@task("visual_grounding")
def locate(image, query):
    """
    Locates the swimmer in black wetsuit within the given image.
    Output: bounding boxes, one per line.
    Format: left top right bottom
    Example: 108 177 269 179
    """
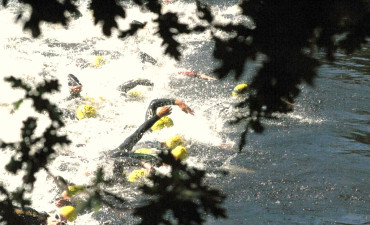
9 206 50 225
8 175 81 225
108 95 194 155
115 106 172 153
58 74 84 119
103 106 172 175
67 73 83 99
10 204 77 225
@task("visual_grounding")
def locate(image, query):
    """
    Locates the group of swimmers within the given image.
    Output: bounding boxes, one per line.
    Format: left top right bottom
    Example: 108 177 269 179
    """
12 63 250 225
65 72 251 182
12 71 249 225
65 73 195 174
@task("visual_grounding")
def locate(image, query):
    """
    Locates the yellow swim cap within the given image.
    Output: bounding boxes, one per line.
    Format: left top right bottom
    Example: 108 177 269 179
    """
135 148 155 154
128 169 148 182
58 206 77 222
171 146 188 161
232 83 248 97
151 116 173 131
165 135 184 149
67 185 86 197
76 104 97 120
91 55 107 68
127 90 143 99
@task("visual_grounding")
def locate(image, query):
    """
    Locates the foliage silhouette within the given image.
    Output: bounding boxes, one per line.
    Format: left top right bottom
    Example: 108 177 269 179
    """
89 0 126 36
0 78 129 223
1 77 68 186
0 77 69 223
0 0 369 224
134 151 227 225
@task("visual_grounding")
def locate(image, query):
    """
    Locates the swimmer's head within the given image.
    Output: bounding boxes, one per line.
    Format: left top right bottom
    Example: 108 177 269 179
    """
127 169 148 182
165 135 184 149
151 116 173 131
58 206 77 222
131 20 144 26
171 146 188 161
91 56 107 68
66 185 85 197
232 83 248 97
127 90 143 99
76 104 97 120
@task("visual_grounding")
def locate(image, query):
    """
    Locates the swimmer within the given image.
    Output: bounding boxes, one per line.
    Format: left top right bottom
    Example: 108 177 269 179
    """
112 135 188 182
11 204 77 225
106 106 172 157
126 144 188 183
101 106 171 175
204 83 250 116
67 73 83 99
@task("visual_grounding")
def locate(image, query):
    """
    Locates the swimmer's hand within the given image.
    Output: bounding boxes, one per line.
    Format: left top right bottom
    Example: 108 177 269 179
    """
141 162 155 174
70 85 82 94
197 73 218 81
175 100 194 115
47 217 62 225
157 106 172 117
55 198 72 208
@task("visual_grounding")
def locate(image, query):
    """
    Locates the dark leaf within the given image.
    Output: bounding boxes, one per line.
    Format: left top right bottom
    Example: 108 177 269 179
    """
13 99 23 110
89 0 126 36
155 12 191 60
144 0 161 14
1 0 8 6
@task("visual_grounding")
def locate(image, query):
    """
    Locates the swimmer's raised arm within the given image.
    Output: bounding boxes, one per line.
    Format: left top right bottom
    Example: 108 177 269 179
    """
145 99 193 120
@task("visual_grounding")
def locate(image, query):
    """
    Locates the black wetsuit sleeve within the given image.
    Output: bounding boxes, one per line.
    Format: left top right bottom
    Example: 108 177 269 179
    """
59 108 76 120
68 74 82 86
13 206 49 225
117 79 154 93
144 98 176 120
139 52 157 65
116 114 161 152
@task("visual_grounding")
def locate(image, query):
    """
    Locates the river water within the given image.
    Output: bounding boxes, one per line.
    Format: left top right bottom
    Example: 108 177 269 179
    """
0 1 369 225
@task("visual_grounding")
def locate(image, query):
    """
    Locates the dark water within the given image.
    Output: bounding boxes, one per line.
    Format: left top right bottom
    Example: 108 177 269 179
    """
201 47 370 224
163 37 370 224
